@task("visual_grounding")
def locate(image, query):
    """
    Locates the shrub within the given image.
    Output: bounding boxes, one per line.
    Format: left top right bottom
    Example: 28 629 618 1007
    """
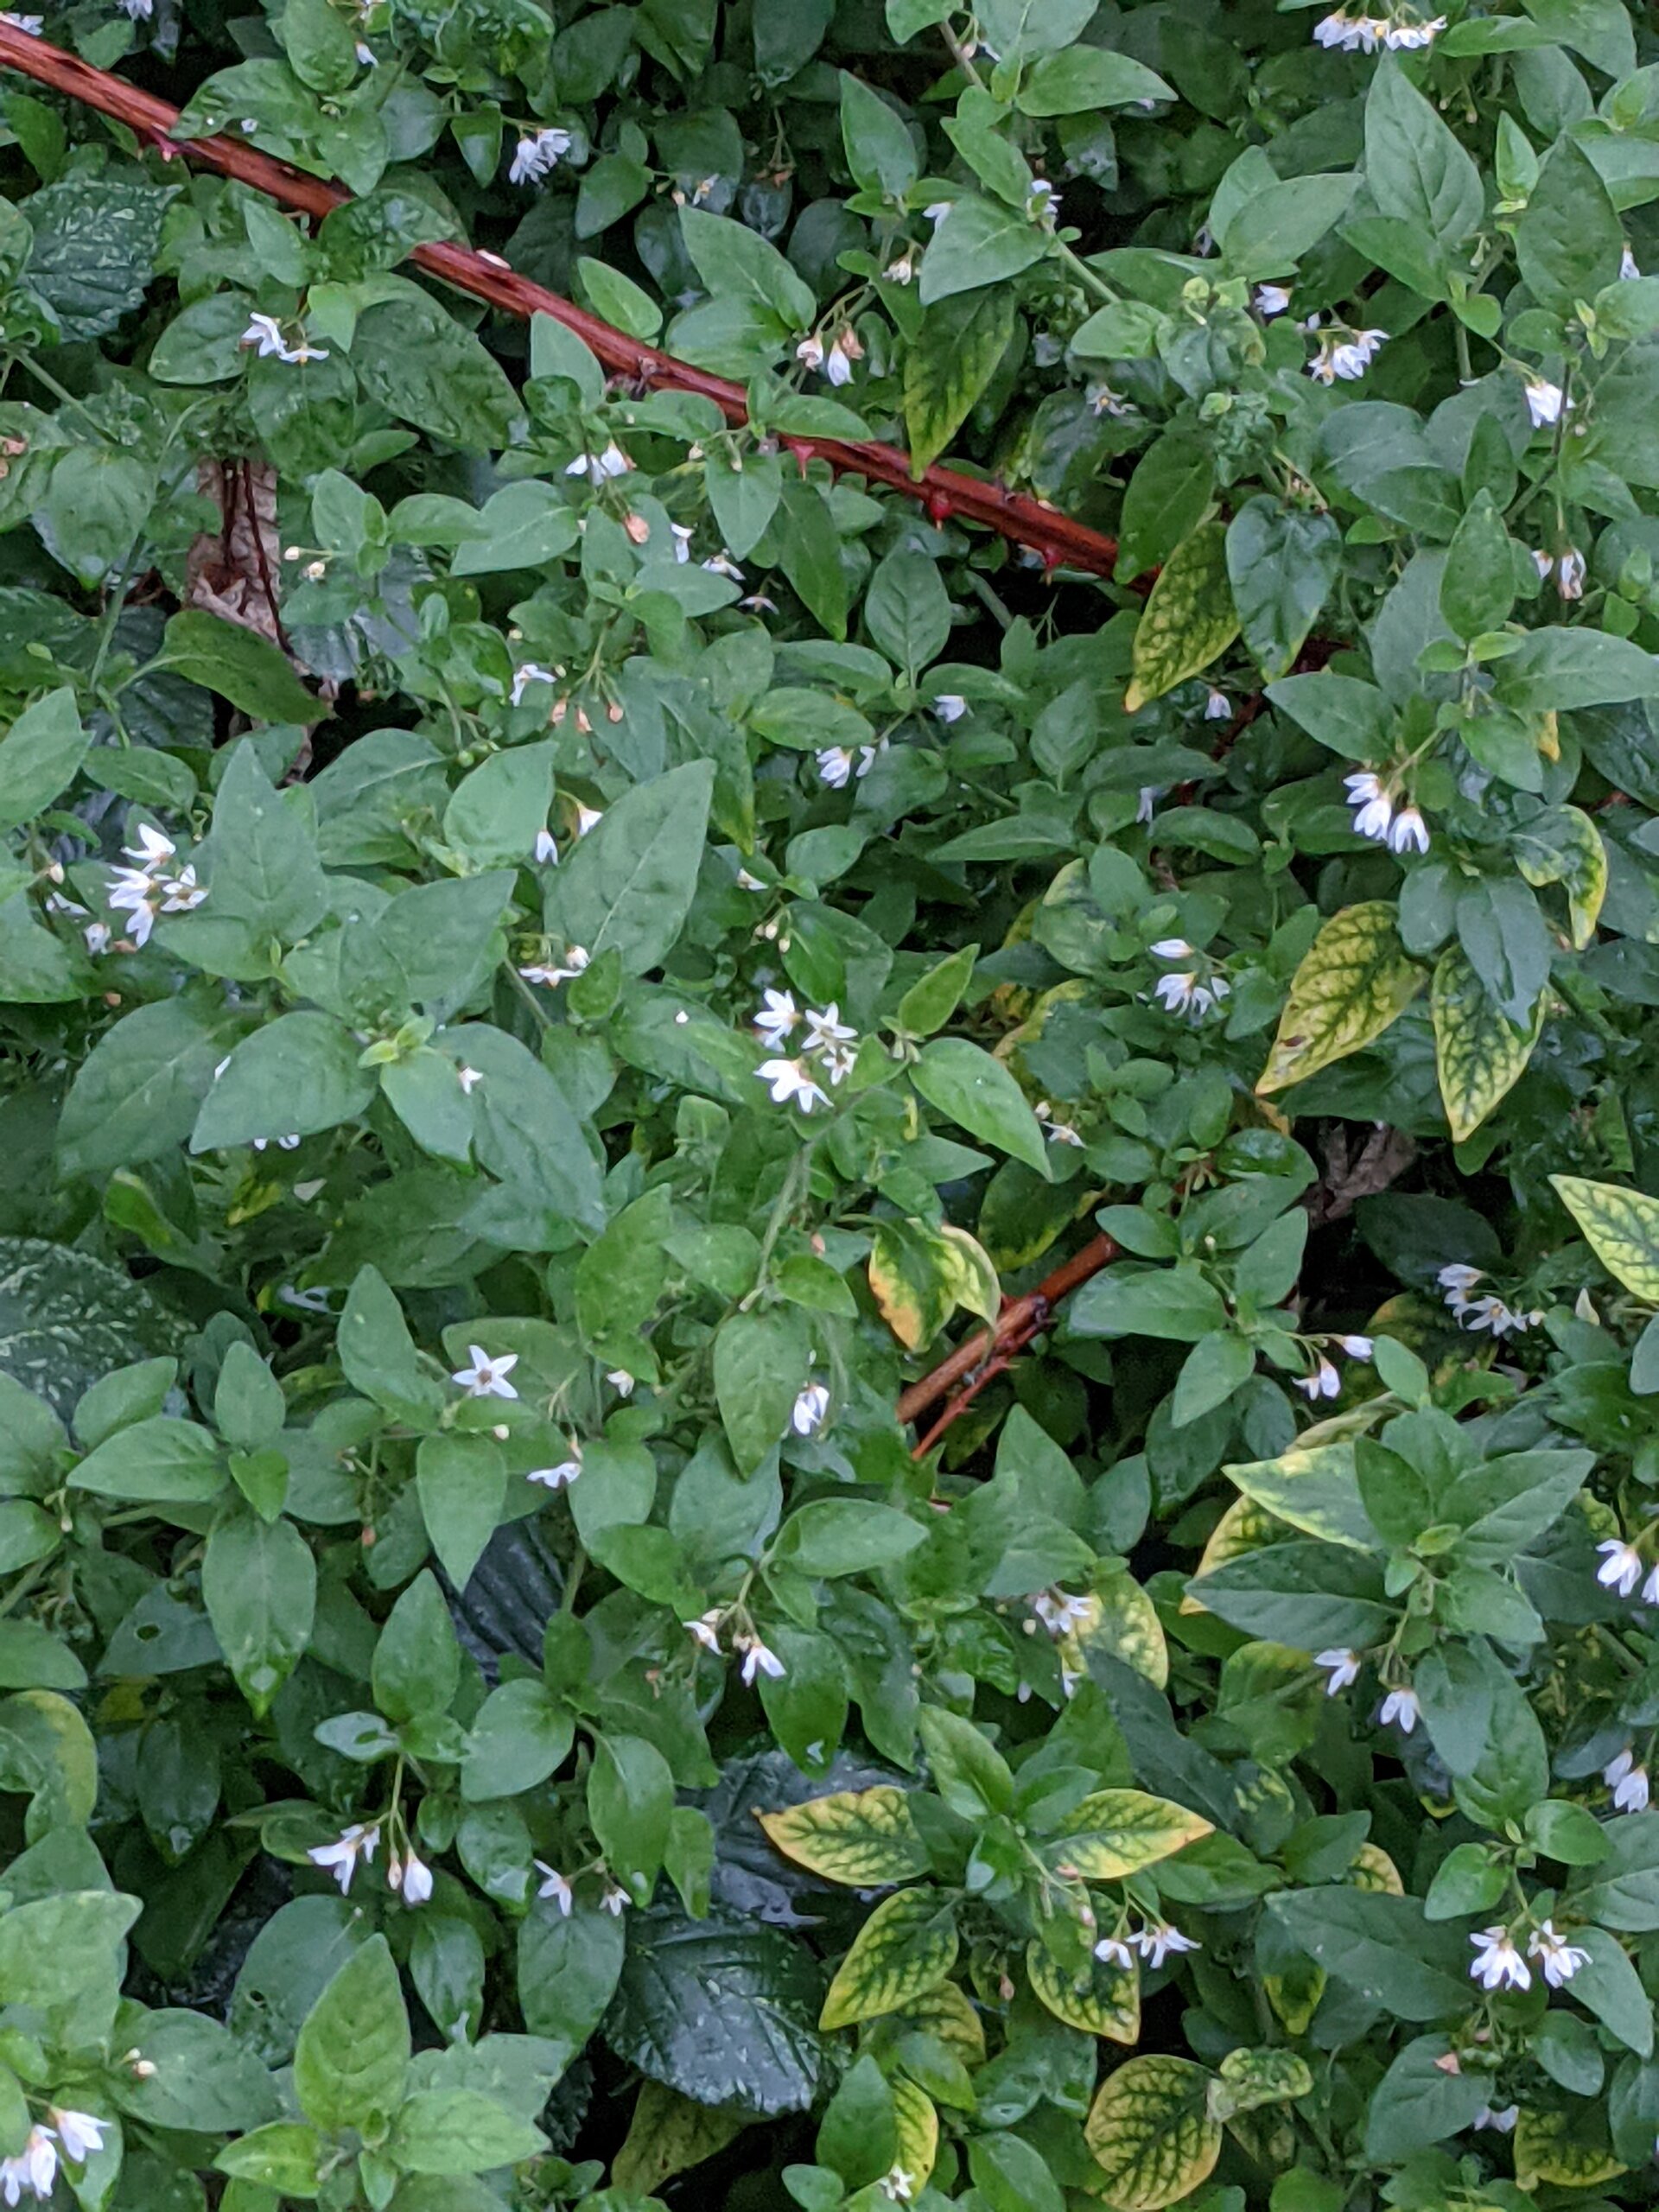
0 0 1656 2207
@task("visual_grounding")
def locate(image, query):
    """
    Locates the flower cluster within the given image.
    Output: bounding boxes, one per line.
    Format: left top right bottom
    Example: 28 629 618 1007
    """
1344 772 1429 855
241 311 328 364
1092 1920 1201 1970
754 991 859 1112
797 328 862 386
1469 1921 1588 1991
105 824 207 946
1148 939 1230 1023
1312 9 1444 47
0 2113 106 2205
1436 1263 1543 1338
509 125 573 184
1307 323 1389 384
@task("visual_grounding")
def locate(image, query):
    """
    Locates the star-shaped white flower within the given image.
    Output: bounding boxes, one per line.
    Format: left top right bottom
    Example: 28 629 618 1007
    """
452 1345 519 1399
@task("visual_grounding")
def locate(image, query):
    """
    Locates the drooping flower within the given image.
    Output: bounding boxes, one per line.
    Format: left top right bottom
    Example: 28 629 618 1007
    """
1034 1101 1084 1147
1382 14 1445 45
1468 1926 1531 1992
737 1634 786 1686
510 125 574 184
1308 326 1388 384
791 1383 830 1436
756 1058 830 1112
1389 805 1430 856
390 1847 434 1906
1134 1923 1199 1969
564 442 631 484
1527 1921 1590 1987
1596 1539 1643 1598
1437 1262 1484 1318
1337 1334 1374 1358
451 1346 519 1400
535 1862 574 1914
1313 10 1383 48
239 311 327 363
1379 1686 1420 1734
797 330 861 386
1523 375 1571 429
307 1821 381 1895
1556 547 1586 600
1296 1357 1341 1401
1204 687 1230 721
1606 1749 1650 1811
0 2127 57 2206
1153 970 1229 1022
527 1449 581 1490
0 15 44 33
457 1065 483 1096
511 661 556 706
685 1611 723 1653
1344 770 1395 842
1027 179 1061 224
1255 283 1292 317
1622 243 1641 281
1093 1934 1136 1971
1475 2105 1520 2133
1315 1648 1360 1695
1150 938 1195 961
932 694 968 723
703 550 744 581
1033 1589 1095 1637
48 2111 105 2167
601 1882 630 1915
518 948 590 987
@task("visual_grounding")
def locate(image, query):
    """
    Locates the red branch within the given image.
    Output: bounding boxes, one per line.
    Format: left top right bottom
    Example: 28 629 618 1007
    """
0 23 1123 579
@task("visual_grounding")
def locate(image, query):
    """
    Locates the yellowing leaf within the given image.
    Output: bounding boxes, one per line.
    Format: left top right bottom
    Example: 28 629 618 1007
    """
1349 1842 1404 1894
1223 1443 1374 1551
1183 1495 1281 1614
1027 1935 1141 2044
758 1786 930 1888
868 1219 957 1352
1513 2107 1626 2190
612 2081 746 2195
891 2075 939 2190
1515 804 1607 949
1432 944 1544 1143
819 1888 958 2031
1124 524 1240 714
935 1223 1001 1325
1256 903 1425 1096
1263 1958 1325 2036
1046 1789 1213 1880
1062 1573 1169 1689
1551 1174 1659 1300
1208 2046 1313 2121
1085 2055 1224 2211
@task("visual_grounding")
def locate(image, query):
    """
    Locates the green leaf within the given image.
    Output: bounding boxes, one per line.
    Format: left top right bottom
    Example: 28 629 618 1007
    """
1224 1444 1376 1551
389 2089 546 2174
1189 1540 1395 1649
1551 1175 1659 1298
1124 524 1240 712
461 1677 574 1802
1046 1789 1213 1878
0 1889 139 2006
1363 2036 1490 2161
338 1266 446 1424
819 1887 958 2030
681 205 816 328
1266 1887 1471 2018
714 1306 805 1473
912 1038 1048 1172
21 176 177 339
192 1012 376 1150
779 1499 926 1578
201 1505 316 1716
588 1732 674 1904
216 2123 323 2197
1363 58 1482 246
840 72 918 199
0 686 86 836
161 611 319 725
1084 2056 1222 2212
1257 902 1425 1094
372 1570 460 1723
293 1935 410 2135
1516 138 1624 316
545 760 714 976
416 1433 505 1592
1565 1927 1651 2057
0 1236 181 1418
351 294 519 450
1018 47 1173 113
902 288 1016 474
70 1416 224 1503
918 194 1048 305
1225 500 1339 680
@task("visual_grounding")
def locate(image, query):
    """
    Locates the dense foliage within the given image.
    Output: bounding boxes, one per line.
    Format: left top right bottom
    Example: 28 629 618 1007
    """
9 0 1659 2205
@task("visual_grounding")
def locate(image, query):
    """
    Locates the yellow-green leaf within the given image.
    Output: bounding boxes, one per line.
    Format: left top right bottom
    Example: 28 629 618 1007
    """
1515 804 1607 949
1223 1444 1375 1552
1061 1573 1169 1689
1046 1789 1213 1880
891 2075 939 2191
935 1223 1001 1325
868 1219 957 1352
1182 1495 1281 1614
1256 902 1425 1096
1208 2046 1313 2121
1513 2107 1625 2190
758 1786 929 1888
1085 2056 1224 2211
1027 1935 1141 2044
1551 1174 1659 1300
893 1979 987 2066
1431 944 1544 1143
612 2081 746 2195
1263 1957 1325 2037
1349 1842 1404 1894
819 1888 958 2031
1123 523 1239 714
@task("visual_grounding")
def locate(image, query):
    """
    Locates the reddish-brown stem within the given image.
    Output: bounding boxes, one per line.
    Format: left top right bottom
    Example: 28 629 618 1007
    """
0 24 1125 579
898 1230 1117 1448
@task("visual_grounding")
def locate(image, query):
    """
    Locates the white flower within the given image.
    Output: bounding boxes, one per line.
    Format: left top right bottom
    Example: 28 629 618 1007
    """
1033 1589 1095 1637
741 593 779 615
1524 375 1571 429
122 0 155 20
1622 243 1641 280
703 550 744 581
879 2171 916 2203
1597 1539 1643 1597
1344 769 1395 841
1437 1262 1484 1310
606 1368 635 1397
791 1383 830 1436
573 803 604 837
510 125 574 184
883 253 915 284
685 1611 722 1653
798 331 861 385
1527 1921 1590 1987
1255 283 1291 317
1315 1647 1360 1695
1034 1101 1084 1146
757 1057 829 1111
1469 1926 1530 1992
1134 1923 1199 1969
1388 806 1430 856
355 38 374 60
1643 1564 1659 1606
1337 1334 1374 1358
528 1452 581 1490
738 1635 786 1686
1204 687 1230 721
307 1821 381 1895
1310 327 1388 383
932 694 968 723
451 1345 519 1400
1557 547 1586 600
390 1847 434 1906
519 948 590 987
1296 1357 1341 1401
535 1862 573 1914
1379 1687 1420 1734
1313 10 1368 45
1137 785 1160 823
1606 1751 1650 1811
753 988 799 1050
85 922 111 956
1476 2105 1519 2133
240 311 287 358
1027 179 1061 224
511 661 556 706
1085 380 1133 416
1093 1935 1135 1970
125 823 175 867
601 1882 630 1914
565 442 631 484
803 1003 855 1057
1149 938 1195 960
667 522 694 564
1382 13 1444 44
48 2112 105 2167
0 2127 57 2206
0 15 44 31
925 200 954 228
1153 970 1229 1022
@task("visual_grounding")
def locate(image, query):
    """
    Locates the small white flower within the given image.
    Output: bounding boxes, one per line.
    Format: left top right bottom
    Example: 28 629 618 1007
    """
757 1057 829 1111
0 14 44 31
528 1453 581 1491
703 551 744 581
1297 1357 1341 1401
817 746 855 788
1606 1751 1650 1811
1597 1539 1643 1598
511 661 556 706
883 253 915 284
0 2126 57 2205
1527 1921 1590 1987
1310 327 1388 384
1469 1926 1530 1992
48 2112 105 2167
878 2171 916 2204
1134 1923 1199 1969
606 1368 635 1397
572 802 604 838
1337 1334 1374 1358
1204 687 1230 721
1524 375 1571 429
1034 1101 1084 1146
1379 1687 1420 1734
1557 547 1586 600
1382 14 1444 45
240 312 287 358
753 988 799 1050
1315 1647 1360 1695
1149 938 1195 960
932 694 968 723
1255 283 1291 317
740 594 779 614
1027 179 1061 224
1438 1262 1484 1306
1643 1564 1659 1606
1622 244 1641 281
1344 769 1395 842
925 200 954 228
307 1821 381 1895
535 1862 573 1914
685 1611 723 1654
737 1634 786 1686
1388 805 1430 856
510 125 574 185
798 330 861 385
565 442 631 484
1476 2105 1520 2133
1093 1935 1135 1971
669 522 694 563
1153 970 1228 1022
1085 379 1133 416
1136 786 1160 824
1033 1589 1095 1637
355 38 374 60
85 922 111 956
803 1002 855 1056
125 823 175 867
518 947 590 987
601 1881 630 1914
791 1382 830 1436
451 1345 519 1400
391 1847 434 1906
